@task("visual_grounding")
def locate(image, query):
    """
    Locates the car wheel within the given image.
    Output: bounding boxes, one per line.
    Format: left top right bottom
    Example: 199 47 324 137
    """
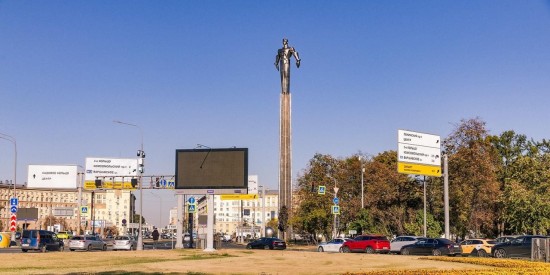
70 249 75 251
401 248 410 255
317 246 324 252
264 245 270 250
432 249 442 256
87 244 92 251
58 245 64 252
103 245 107 251
494 248 507 258
339 247 344 253
113 249 117 251
130 245 134 250
342 246 351 253
22 249 28 253
246 244 252 249
478 250 488 257
365 247 374 254
40 246 46 253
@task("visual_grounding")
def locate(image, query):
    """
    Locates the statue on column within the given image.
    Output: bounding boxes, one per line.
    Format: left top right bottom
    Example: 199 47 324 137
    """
275 38 301 94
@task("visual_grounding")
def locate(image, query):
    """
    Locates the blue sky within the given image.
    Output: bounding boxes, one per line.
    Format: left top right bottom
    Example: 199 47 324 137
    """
2 1 550 227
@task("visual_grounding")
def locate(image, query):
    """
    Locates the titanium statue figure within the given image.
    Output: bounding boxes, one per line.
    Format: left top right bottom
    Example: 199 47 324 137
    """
275 38 301 94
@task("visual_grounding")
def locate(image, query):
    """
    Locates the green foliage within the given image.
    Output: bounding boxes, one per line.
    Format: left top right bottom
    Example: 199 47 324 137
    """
294 118 550 240
403 210 442 238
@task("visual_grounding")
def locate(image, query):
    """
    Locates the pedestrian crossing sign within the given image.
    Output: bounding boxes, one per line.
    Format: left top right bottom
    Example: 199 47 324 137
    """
332 205 340 215
318 185 326 195
188 204 196 213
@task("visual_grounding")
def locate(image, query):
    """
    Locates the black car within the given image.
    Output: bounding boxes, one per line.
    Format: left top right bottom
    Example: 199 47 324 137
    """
246 237 286 250
400 238 461 256
492 235 547 258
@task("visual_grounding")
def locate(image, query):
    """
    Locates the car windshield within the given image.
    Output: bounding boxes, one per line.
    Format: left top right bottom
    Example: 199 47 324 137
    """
71 236 84 240
372 236 388 240
115 236 129 240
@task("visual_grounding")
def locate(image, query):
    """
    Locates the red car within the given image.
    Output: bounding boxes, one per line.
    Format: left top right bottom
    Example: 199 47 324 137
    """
341 235 391 254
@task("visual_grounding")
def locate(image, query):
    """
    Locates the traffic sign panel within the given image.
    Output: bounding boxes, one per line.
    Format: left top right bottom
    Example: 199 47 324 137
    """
10 205 17 213
160 179 167 187
332 205 340 215
188 197 196 204
188 204 196 213
398 143 441 166
333 197 339 205
398 130 440 148
10 197 18 206
318 186 326 195
398 162 441 177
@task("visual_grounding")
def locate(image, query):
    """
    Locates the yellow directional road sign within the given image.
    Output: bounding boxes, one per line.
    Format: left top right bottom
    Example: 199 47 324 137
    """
398 162 441 177
220 194 258 200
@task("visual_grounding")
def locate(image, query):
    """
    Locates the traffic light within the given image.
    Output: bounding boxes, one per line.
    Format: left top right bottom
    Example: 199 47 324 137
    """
131 178 138 188
155 177 160 188
94 180 102 188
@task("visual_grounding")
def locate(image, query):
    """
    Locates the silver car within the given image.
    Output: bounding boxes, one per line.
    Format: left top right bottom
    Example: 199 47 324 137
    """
113 236 138 251
69 235 107 251
390 236 425 254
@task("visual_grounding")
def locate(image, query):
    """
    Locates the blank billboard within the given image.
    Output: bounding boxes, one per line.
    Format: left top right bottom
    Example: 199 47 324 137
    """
175 148 248 195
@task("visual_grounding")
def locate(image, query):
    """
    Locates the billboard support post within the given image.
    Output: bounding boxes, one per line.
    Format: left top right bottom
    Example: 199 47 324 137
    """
204 194 215 251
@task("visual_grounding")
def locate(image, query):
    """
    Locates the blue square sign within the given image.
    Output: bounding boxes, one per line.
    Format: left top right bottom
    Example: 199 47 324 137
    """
10 198 18 206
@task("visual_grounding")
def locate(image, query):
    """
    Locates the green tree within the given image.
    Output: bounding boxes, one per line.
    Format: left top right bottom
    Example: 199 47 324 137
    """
445 118 501 238
403 210 442 238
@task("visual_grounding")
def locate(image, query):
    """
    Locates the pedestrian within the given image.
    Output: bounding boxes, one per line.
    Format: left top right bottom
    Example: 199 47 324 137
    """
152 228 160 248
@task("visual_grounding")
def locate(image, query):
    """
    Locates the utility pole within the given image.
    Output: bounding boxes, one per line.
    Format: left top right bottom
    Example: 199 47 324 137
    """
444 154 449 239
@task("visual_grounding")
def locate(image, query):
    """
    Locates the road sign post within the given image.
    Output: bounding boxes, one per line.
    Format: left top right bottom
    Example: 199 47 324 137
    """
397 129 442 237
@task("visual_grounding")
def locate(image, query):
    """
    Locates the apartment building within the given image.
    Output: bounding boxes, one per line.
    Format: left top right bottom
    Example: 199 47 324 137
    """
0 185 135 234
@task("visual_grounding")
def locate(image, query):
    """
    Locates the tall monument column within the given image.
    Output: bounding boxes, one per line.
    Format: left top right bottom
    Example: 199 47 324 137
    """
274 38 300 239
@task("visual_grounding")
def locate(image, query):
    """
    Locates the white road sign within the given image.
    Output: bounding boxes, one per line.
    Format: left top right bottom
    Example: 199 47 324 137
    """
27 165 81 189
398 130 440 148
85 157 138 182
398 129 442 177
398 143 441 166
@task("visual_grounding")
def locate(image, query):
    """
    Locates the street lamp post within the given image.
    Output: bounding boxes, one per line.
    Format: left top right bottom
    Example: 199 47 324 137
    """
358 156 364 209
113 120 144 251
0 133 17 242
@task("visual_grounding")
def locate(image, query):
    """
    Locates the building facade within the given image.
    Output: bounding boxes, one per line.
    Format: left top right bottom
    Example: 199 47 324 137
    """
195 190 279 238
0 186 134 234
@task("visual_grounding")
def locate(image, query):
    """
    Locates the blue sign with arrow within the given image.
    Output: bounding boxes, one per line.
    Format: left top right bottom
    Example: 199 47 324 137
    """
188 197 196 204
333 197 339 205
10 205 17 213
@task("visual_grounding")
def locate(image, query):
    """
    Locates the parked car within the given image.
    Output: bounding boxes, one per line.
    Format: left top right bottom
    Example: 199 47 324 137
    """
69 235 107 251
56 231 73 240
495 235 519 244
246 237 287 250
492 235 547 258
113 235 138 251
340 235 391 254
21 230 64 253
460 239 496 257
400 238 462 256
390 236 425 254
317 238 352 252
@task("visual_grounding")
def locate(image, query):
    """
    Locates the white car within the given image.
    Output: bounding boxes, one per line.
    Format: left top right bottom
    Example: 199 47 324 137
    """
390 236 424 254
317 238 352 252
113 236 138 251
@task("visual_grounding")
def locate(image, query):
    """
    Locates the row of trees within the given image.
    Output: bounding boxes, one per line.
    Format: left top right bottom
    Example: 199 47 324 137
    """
291 118 550 241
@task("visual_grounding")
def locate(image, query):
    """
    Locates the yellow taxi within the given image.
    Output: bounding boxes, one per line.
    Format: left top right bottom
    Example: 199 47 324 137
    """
460 239 496 257
56 231 73 240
